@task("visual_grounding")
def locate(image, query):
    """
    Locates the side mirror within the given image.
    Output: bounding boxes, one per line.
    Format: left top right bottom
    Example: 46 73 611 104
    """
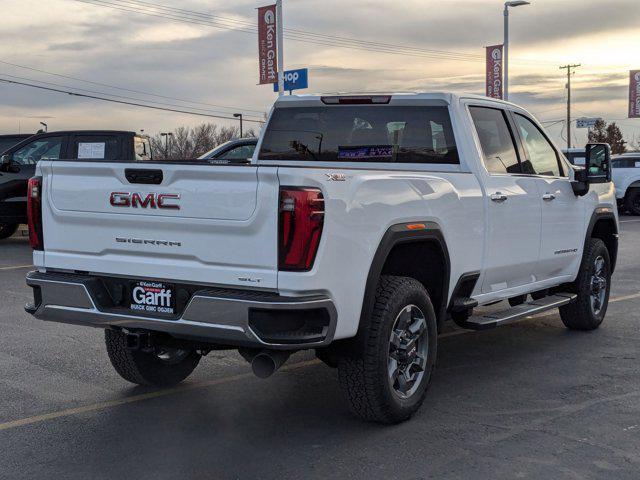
585 143 611 183
571 165 589 196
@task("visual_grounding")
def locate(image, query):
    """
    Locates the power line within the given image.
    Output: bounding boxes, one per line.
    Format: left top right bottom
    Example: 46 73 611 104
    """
0 59 265 116
0 77 265 123
72 0 556 66
114 0 486 61
0 72 265 120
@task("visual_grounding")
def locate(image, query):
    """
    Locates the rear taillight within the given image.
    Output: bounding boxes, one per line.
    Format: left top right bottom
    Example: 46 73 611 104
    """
27 176 43 250
278 187 324 272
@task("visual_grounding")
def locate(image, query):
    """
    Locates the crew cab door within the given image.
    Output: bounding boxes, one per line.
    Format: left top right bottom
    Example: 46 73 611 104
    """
469 105 542 293
511 113 584 280
0 135 66 222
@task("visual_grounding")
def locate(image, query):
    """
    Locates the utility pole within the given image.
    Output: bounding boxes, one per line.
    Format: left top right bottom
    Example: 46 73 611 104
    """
560 64 581 150
160 132 173 158
276 0 284 97
234 113 243 138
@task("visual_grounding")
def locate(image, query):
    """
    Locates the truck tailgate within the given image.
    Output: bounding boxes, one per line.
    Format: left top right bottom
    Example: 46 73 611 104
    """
39 161 279 289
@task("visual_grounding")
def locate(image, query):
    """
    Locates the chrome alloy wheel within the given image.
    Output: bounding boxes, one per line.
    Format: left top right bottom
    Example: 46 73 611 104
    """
388 305 429 399
590 255 608 316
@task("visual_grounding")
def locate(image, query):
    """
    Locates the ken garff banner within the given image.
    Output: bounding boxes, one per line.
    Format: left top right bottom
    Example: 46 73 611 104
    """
486 45 503 99
258 4 278 85
630 70 640 119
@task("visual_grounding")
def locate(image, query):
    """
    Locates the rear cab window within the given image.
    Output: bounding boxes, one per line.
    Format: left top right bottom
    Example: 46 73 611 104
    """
71 135 121 161
259 104 459 165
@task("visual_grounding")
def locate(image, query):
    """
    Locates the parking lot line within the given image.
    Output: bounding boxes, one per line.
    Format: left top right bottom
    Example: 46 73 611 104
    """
0 359 321 433
1 291 639 434
0 265 32 271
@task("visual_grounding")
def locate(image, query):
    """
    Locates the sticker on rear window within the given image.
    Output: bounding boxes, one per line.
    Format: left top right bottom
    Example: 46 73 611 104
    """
78 142 106 159
338 145 393 160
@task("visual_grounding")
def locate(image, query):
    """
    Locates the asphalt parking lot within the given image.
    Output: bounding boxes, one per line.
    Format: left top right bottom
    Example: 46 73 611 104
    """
1 219 640 480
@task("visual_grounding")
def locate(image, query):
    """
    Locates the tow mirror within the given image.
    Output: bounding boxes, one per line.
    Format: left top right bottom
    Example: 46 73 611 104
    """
585 143 611 183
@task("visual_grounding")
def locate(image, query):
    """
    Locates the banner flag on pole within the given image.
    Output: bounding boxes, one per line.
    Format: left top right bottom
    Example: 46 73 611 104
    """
486 45 504 99
630 70 640 118
257 4 278 85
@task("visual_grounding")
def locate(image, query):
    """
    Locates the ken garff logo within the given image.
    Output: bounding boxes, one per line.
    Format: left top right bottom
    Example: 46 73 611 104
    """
110 192 180 210
491 48 502 60
635 72 640 82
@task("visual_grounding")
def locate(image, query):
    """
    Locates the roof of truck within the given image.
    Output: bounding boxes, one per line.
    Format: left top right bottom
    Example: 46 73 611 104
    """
274 92 520 108
29 130 138 135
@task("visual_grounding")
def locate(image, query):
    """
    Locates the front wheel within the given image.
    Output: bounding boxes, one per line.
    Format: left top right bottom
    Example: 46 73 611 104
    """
0 223 19 240
105 330 201 387
560 238 611 331
338 276 437 424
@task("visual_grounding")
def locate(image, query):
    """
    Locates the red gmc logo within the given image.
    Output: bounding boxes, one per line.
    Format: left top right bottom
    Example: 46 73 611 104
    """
110 192 180 210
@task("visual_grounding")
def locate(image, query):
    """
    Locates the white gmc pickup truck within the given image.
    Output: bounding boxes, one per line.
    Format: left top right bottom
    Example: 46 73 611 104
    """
25 93 618 424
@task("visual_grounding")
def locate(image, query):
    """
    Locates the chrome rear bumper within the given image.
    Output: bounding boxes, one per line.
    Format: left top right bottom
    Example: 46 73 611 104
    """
26 271 337 349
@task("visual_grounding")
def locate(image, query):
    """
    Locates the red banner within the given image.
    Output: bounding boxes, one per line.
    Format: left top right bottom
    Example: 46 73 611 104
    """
486 45 503 99
258 4 278 85
630 70 640 118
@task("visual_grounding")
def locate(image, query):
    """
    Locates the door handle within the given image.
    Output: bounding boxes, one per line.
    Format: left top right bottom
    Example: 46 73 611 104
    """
490 192 508 203
542 193 556 201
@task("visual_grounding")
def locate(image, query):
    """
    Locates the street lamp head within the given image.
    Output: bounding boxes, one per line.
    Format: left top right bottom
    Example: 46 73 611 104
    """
505 1 530 7
233 113 242 118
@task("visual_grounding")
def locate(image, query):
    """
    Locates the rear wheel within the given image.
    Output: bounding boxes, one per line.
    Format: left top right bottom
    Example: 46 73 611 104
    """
560 238 611 331
338 276 437 424
105 330 201 387
0 223 19 240
625 189 640 216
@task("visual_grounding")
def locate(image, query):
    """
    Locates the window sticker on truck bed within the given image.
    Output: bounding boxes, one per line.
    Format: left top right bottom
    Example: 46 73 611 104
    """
130 281 175 314
338 145 393 160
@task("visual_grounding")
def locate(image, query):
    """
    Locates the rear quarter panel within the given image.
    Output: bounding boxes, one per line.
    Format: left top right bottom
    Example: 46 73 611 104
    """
276 167 484 340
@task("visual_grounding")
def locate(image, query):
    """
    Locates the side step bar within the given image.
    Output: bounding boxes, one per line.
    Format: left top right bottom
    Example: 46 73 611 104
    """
462 293 577 330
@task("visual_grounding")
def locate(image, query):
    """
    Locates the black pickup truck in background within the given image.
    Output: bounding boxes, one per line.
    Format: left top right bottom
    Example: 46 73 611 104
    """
0 130 152 239
0 134 34 155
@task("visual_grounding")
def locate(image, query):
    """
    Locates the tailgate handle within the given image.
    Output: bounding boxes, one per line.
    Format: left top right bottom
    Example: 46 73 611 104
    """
125 169 163 185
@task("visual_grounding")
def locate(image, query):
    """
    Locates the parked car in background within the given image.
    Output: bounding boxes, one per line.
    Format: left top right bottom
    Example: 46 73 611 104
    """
198 138 257 162
0 134 33 155
562 147 586 166
0 130 152 239
612 153 640 215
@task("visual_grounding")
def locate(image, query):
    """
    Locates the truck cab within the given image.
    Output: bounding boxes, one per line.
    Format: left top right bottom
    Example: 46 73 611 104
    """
0 130 151 239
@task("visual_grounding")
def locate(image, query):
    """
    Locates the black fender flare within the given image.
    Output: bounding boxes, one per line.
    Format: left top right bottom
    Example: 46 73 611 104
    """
357 222 451 339
585 209 618 273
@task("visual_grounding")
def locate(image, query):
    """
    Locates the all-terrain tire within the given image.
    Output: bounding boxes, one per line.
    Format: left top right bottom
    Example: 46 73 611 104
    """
559 238 611 331
105 330 201 387
625 189 640 216
0 223 19 240
337 276 438 424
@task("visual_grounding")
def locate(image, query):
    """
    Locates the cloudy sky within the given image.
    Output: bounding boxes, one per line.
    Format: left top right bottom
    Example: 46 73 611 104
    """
1 0 639 147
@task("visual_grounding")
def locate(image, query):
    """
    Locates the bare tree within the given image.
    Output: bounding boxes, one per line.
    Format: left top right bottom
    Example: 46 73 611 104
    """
151 123 259 160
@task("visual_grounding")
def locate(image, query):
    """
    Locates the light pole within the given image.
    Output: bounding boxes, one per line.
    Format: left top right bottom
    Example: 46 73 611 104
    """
160 132 173 158
234 113 243 138
503 0 530 101
39 122 48 132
